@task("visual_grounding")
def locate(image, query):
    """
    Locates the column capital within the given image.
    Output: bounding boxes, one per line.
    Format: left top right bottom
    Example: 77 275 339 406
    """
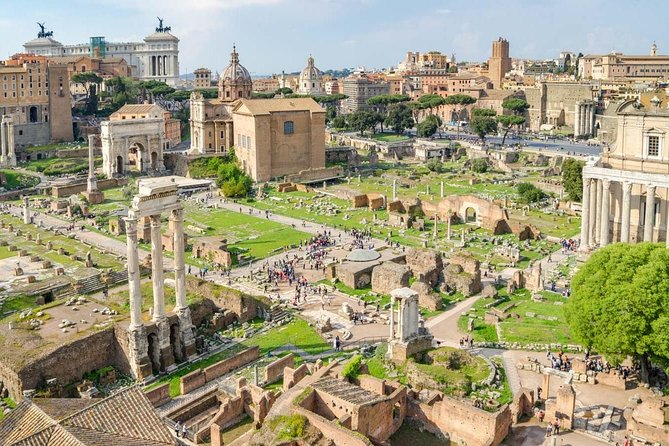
647 184 657 195
602 179 611 189
88 134 96 144
170 207 184 221
150 214 161 226
622 181 633 193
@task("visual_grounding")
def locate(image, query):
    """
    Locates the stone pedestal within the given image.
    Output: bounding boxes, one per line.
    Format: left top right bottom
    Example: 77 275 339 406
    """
155 316 175 371
83 190 105 205
127 325 153 380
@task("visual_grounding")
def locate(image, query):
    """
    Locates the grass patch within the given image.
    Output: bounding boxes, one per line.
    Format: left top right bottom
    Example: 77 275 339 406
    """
241 317 330 356
0 170 40 190
0 397 16 422
268 414 306 441
368 132 411 142
23 157 102 176
365 343 389 379
219 415 254 444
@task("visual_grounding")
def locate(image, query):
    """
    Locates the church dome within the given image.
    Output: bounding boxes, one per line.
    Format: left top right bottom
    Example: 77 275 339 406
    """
221 46 251 83
300 55 322 82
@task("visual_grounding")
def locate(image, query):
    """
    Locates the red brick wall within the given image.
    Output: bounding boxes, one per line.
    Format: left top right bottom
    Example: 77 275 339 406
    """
204 346 259 383
263 353 294 384
145 382 171 407
180 370 206 395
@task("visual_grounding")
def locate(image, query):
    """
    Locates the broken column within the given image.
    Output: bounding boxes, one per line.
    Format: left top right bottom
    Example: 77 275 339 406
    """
388 287 432 361
392 178 398 201
22 197 30 224
440 181 444 198
171 207 196 359
84 135 104 204
556 383 576 429
447 214 452 240
124 215 152 379
0 115 16 167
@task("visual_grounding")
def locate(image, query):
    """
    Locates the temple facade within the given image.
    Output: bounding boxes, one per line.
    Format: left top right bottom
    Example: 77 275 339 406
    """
581 97 669 249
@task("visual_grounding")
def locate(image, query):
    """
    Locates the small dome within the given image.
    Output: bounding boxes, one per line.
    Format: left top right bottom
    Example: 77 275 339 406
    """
346 249 381 262
300 55 322 82
221 46 251 83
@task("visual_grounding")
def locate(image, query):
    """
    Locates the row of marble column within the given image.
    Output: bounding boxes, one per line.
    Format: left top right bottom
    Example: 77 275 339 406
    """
125 207 188 329
580 177 669 249
389 294 419 342
574 102 595 137
0 115 16 167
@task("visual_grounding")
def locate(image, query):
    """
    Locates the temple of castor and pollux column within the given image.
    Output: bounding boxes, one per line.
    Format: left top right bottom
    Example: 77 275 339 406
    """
125 179 196 378
580 96 669 249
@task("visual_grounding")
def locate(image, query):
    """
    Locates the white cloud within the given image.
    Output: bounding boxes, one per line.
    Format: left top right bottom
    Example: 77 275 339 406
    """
436 8 451 14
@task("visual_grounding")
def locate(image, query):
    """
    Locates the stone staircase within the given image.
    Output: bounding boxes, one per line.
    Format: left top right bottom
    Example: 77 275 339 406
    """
74 270 129 296
270 305 291 324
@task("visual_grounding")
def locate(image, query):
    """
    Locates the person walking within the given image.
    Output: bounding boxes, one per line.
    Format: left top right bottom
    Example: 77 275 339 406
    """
174 421 181 438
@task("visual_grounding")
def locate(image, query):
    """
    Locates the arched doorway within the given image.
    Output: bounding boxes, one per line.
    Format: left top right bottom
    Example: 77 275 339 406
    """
151 151 158 170
128 142 145 171
147 333 161 374
29 106 38 123
116 155 124 175
465 207 477 223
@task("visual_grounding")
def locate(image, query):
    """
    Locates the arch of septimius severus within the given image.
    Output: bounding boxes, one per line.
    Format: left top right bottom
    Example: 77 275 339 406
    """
125 179 195 379
580 98 669 249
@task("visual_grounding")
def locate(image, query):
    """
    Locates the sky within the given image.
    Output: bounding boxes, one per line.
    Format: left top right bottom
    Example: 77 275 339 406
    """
0 0 667 76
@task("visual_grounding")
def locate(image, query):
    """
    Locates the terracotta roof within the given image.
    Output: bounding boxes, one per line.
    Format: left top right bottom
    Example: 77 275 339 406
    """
233 97 325 116
113 104 164 115
0 386 176 446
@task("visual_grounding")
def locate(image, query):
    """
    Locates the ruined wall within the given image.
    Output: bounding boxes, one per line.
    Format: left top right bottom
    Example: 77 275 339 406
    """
423 195 508 229
185 277 270 323
410 396 512 446
294 403 374 446
284 364 309 391
371 262 411 295
263 353 294 384
284 166 344 183
51 178 125 198
16 328 121 400
180 346 260 395
145 382 171 407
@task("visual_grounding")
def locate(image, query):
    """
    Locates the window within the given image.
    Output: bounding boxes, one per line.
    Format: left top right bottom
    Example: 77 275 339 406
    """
284 121 294 135
220 130 224 139
648 135 660 157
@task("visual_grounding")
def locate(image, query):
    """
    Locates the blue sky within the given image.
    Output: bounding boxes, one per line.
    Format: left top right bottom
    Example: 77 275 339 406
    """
0 0 666 76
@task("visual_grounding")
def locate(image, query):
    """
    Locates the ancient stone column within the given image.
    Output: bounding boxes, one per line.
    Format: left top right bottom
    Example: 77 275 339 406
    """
447 215 452 240
388 295 395 341
171 207 196 359
600 180 611 247
87 135 98 193
644 184 656 242
594 179 603 245
0 119 6 165
392 179 397 201
150 215 165 320
440 181 444 198
573 103 581 137
22 197 30 224
433 215 438 238
125 216 143 328
589 178 598 247
579 176 591 249
621 182 632 243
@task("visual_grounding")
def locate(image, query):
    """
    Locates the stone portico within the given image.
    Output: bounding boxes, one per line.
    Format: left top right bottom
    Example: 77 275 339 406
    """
580 99 669 249
125 179 195 379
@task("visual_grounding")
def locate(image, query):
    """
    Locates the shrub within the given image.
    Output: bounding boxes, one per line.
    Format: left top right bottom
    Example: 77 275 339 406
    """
517 182 545 203
342 354 363 379
426 159 445 173
470 158 489 173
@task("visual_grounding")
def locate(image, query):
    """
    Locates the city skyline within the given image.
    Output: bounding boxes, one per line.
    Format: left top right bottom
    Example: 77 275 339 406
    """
0 0 667 75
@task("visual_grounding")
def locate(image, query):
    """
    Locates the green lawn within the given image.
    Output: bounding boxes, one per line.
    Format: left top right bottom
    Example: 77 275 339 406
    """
219 415 254 444
182 202 310 263
241 317 330 356
0 170 40 190
23 157 102 176
458 288 573 345
421 291 465 319
368 132 411 142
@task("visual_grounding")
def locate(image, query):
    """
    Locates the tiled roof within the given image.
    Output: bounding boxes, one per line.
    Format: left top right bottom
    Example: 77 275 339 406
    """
233 98 325 116
113 104 163 115
0 387 176 446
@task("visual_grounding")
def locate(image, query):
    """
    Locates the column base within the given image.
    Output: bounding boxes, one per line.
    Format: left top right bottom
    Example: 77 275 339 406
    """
159 346 176 371
127 325 153 380
176 306 197 359
84 189 105 205
155 316 176 371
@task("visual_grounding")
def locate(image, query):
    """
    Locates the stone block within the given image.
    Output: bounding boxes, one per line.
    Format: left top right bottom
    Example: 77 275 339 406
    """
371 262 411 295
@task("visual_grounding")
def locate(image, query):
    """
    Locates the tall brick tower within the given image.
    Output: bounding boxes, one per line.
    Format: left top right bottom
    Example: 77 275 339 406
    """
488 37 511 88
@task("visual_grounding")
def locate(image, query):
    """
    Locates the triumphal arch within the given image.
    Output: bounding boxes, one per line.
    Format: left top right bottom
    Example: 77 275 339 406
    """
101 118 165 178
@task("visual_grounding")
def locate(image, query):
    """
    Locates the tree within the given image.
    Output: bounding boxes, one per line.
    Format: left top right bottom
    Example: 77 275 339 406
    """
331 115 347 130
470 108 497 140
347 110 378 136
252 92 276 99
72 72 103 114
384 103 414 135
516 182 545 203
565 243 669 382
417 114 440 138
562 158 584 202
426 159 445 173
275 87 293 96
367 94 410 132
470 158 489 173
498 98 529 146
448 65 458 73
418 94 446 120
444 94 477 126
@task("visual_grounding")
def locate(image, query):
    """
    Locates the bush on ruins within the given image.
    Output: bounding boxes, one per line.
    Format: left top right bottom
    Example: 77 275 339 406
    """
565 243 669 383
